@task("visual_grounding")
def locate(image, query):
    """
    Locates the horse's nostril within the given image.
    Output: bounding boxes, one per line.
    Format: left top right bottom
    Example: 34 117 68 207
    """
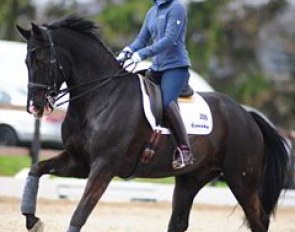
29 105 37 113
27 98 46 118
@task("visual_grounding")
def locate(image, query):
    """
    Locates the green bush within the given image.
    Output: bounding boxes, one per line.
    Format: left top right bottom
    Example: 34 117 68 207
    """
0 155 30 176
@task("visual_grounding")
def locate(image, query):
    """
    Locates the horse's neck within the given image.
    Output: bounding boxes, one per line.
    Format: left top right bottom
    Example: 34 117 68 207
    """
66 53 131 115
56 31 121 87
69 50 120 84
66 73 139 125
64 37 122 99
59 32 132 117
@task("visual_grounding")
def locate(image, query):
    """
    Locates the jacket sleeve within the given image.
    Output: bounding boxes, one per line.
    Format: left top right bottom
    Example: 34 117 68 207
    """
137 4 186 60
129 11 151 52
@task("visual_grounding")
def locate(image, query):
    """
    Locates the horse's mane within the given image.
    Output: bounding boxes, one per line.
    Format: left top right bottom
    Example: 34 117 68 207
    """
45 15 116 58
46 15 101 41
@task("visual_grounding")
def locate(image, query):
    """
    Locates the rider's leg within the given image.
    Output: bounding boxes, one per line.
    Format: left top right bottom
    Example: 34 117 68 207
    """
161 67 194 169
166 101 194 169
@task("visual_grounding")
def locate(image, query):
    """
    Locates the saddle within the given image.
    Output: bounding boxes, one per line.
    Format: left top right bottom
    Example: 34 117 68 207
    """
136 69 194 163
137 69 194 125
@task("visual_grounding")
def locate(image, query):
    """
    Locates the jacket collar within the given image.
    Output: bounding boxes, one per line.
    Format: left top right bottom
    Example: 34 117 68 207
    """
154 0 173 7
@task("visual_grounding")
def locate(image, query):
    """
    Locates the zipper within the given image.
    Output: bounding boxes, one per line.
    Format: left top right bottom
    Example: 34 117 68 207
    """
154 7 160 69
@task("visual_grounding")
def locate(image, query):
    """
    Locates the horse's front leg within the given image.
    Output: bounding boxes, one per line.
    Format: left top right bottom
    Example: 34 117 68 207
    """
67 159 115 232
21 150 89 232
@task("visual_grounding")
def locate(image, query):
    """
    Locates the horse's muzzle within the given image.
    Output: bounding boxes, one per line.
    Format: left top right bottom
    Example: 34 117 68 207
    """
27 99 53 118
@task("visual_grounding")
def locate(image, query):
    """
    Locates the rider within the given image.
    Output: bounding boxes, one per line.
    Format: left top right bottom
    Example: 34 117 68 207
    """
117 0 193 169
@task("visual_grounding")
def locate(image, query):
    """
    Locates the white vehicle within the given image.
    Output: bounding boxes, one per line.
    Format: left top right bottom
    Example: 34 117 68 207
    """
0 84 64 147
0 40 28 89
0 104 64 147
0 40 65 148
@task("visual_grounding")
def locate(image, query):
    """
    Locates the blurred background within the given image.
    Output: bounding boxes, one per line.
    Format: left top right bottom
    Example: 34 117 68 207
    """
0 0 294 186
1 0 294 128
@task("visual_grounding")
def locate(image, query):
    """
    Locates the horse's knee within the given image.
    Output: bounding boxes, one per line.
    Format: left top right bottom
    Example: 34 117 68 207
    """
28 161 46 177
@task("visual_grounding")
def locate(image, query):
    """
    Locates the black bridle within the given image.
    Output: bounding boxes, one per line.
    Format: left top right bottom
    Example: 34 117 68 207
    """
27 28 136 108
27 29 66 107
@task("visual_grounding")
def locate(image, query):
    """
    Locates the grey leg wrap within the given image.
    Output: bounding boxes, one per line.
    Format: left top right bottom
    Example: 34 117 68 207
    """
21 175 40 215
67 226 80 232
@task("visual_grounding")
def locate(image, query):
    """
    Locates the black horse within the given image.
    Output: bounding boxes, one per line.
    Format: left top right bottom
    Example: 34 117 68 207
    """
16 16 288 232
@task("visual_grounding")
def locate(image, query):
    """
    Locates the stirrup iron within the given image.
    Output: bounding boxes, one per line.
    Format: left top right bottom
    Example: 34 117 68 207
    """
172 147 186 169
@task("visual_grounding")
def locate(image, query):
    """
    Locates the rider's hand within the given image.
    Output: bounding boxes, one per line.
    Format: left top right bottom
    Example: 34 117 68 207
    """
116 47 132 63
130 52 142 64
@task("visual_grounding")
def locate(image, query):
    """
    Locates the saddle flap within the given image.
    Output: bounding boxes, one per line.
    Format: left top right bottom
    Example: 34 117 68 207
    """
142 77 163 125
138 75 213 135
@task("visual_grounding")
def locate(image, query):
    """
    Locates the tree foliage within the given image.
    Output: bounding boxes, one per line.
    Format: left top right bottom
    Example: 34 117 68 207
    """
186 0 230 75
95 0 152 50
0 0 35 40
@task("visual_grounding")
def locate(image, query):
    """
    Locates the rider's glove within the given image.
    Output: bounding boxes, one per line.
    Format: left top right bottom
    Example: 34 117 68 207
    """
116 47 132 63
130 52 142 64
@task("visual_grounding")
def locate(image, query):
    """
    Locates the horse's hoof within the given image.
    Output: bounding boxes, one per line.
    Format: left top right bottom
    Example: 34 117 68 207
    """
28 220 44 232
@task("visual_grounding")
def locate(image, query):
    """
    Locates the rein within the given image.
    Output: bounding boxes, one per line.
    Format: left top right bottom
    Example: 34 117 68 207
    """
28 28 136 108
54 67 134 107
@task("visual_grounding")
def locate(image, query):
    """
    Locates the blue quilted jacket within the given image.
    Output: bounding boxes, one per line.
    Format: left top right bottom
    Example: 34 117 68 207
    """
129 0 190 71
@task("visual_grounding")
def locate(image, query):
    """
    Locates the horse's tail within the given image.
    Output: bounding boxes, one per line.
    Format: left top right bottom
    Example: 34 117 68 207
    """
250 111 289 216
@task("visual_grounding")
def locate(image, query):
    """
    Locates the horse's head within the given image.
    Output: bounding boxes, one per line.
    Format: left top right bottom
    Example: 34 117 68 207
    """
16 16 123 117
16 23 66 118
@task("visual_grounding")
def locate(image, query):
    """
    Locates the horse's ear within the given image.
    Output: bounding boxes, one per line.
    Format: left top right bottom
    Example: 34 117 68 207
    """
16 25 31 41
31 23 43 38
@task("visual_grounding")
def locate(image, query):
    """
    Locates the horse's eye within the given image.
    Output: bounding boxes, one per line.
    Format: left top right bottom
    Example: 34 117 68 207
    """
35 58 47 67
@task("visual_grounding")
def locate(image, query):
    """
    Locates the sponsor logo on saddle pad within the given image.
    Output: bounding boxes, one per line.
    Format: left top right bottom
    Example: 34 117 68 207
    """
138 76 213 135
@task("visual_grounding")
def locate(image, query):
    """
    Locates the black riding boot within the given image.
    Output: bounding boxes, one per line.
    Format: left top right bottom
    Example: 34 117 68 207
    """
166 101 194 169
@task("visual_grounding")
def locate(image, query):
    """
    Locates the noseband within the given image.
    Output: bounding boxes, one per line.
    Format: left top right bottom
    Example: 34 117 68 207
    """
28 29 66 107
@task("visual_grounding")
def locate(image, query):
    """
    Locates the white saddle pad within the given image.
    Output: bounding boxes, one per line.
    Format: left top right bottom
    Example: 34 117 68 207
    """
138 75 213 135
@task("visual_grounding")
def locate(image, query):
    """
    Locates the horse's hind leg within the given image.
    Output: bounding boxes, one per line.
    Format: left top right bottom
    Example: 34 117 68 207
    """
168 167 219 232
21 150 89 232
225 173 269 232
